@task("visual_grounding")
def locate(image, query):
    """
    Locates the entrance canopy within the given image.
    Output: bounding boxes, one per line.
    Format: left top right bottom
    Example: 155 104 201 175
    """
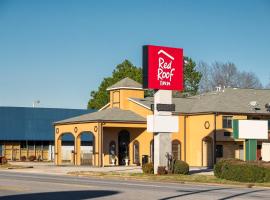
54 107 146 167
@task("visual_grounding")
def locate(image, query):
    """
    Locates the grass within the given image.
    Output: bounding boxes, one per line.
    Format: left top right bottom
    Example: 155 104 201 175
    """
68 171 270 188
0 163 13 168
0 163 33 169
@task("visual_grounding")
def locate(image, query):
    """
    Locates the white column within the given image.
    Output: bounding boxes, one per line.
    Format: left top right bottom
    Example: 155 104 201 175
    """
153 90 172 174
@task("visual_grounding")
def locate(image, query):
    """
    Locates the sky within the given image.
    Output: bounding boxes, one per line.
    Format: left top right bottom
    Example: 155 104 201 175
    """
0 0 269 109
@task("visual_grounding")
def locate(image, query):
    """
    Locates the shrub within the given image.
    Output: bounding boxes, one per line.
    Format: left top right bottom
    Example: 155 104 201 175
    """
28 155 36 161
214 159 242 178
173 160 189 175
214 159 270 183
142 163 154 174
20 156 27 161
157 166 167 175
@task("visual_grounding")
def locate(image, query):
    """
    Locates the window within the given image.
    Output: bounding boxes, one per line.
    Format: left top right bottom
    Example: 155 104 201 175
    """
172 140 181 160
109 141 116 164
133 141 140 165
223 116 232 128
216 145 223 158
224 132 231 137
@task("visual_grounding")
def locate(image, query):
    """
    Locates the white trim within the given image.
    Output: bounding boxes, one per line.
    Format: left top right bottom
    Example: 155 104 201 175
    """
98 103 110 111
128 98 151 110
158 50 174 60
107 87 144 91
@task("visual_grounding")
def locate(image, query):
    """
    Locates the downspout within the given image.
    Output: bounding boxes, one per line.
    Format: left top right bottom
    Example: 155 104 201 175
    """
213 113 217 165
184 115 187 162
98 122 104 167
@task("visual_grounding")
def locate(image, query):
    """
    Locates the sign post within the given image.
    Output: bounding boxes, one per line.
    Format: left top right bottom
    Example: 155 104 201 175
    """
143 45 184 174
233 119 268 161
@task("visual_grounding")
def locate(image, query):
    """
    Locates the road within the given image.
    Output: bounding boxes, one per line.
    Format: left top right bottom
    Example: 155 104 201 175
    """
0 171 270 200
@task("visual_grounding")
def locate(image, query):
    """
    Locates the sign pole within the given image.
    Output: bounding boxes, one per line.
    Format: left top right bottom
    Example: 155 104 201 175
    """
153 90 173 174
143 45 183 174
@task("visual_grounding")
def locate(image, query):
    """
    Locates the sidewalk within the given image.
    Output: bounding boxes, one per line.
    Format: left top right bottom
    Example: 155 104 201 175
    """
5 161 143 175
4 161 213 175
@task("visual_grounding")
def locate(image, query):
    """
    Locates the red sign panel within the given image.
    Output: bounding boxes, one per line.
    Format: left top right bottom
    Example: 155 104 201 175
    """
143 45 184 91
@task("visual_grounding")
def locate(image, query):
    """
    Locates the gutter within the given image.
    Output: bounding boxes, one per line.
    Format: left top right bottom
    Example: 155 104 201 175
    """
53 120 147 126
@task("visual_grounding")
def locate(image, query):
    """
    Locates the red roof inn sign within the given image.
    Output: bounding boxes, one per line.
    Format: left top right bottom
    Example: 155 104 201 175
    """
143 45 184 90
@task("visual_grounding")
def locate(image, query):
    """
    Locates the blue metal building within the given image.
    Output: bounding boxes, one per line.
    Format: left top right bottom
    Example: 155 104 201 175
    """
0 107 94 160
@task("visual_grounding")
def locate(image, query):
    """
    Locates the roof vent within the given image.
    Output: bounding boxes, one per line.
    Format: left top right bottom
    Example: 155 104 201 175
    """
249 101 260 112
216 86 221 92
265 103 270 112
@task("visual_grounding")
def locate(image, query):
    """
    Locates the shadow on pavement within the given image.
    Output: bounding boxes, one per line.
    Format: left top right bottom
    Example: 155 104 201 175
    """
0 190 120 200
159 187 231 200
189 168 213 175
218 189 266 200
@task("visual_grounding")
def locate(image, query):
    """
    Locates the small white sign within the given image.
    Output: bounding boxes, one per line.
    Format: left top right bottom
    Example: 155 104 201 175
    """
238 120 268 139
147 115 179 132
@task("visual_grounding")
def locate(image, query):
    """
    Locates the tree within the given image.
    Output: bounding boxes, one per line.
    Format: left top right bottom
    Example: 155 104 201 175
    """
88 58 202 109
197 61 212 93
197 61 263 93
237 71 262 89
210 62 239 89
183 57 202 96
174 57 202 97
87 60 142 109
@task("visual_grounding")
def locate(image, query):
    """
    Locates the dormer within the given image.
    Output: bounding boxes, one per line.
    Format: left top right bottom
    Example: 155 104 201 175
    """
107 77 144 110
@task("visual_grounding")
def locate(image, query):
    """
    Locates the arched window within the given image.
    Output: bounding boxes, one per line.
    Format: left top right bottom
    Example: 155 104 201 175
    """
150 140 154 163
133 141 140 165
172 140 181 160
109 141 116 164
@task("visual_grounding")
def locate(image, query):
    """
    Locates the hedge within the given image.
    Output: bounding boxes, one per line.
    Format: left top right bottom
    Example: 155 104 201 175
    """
214 159 270 183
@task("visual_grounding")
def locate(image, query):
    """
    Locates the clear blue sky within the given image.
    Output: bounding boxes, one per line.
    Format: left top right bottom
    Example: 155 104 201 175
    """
0 0 269 109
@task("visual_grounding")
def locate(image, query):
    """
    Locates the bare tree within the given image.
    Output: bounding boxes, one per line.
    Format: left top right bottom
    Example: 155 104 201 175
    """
197 61 212 93
237 71 262 89
197 61 263 93
210 62 239 89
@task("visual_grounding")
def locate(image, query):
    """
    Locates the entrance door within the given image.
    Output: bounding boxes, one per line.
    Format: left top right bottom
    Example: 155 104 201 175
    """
118 130 130 165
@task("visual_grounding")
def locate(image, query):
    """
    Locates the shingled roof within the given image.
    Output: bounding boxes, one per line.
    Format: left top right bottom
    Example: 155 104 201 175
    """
130 88 270 115
107 77 142 91
54 107 146 125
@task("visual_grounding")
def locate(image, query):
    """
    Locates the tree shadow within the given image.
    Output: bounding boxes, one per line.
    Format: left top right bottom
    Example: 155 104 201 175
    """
189 168 213 175
159 187 231 200
0 190 120 200
218 189 266 200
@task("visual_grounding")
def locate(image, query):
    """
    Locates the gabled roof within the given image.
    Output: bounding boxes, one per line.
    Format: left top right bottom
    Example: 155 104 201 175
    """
106 77 142 91
130 88 270 115
54 107 146 125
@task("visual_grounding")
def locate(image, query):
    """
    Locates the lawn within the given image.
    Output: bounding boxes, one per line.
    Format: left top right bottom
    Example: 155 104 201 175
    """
68 171 270 188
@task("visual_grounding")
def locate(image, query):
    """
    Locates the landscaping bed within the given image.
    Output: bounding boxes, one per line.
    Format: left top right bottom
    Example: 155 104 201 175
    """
68 171 270 188
214 159 270 183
